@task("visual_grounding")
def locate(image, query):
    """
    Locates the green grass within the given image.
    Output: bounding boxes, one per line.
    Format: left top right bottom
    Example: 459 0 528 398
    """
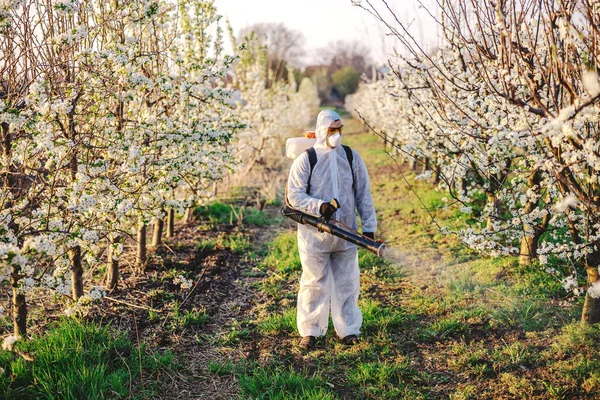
196 232 251 253
194 201 280 227
361 299 408 335
259 230 302 276
257 307 296 335
169 305 210 329
238 366 336 400
0 319 176 399
347 360 424 399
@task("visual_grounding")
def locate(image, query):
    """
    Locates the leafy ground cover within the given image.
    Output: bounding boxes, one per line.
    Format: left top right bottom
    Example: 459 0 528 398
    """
2 119 599 399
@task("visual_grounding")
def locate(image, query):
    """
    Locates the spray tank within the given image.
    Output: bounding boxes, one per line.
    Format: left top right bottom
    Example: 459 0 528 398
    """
281 203 386 258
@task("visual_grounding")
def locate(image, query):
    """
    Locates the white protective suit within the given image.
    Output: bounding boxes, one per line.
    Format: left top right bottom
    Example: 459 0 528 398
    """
287 109 377 338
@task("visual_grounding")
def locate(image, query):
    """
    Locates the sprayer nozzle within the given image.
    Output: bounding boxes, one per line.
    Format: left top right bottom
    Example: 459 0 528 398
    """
377 244 386 258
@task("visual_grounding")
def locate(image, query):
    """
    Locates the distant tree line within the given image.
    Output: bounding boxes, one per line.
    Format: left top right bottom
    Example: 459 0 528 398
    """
239 23 378 105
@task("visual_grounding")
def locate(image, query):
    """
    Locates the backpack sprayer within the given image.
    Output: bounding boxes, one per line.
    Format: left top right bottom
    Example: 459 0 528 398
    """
283 132 386 258
280 203 386 257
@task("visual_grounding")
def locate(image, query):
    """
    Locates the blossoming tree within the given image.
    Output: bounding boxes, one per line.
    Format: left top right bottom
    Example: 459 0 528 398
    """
352 0 600 323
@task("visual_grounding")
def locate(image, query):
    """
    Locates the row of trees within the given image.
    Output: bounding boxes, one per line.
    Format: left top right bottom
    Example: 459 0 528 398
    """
0 0 318 337
348 0 600 323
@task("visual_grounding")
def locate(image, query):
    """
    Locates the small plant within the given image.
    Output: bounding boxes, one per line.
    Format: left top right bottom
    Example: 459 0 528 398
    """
490 300 554 332
421 317 468 340
207 360 235 376
219 320 251 345
216 233 252 253
492 341 536 370
260 231 302 275
194 201 235 224
168 302 209 329
238 366 336 400
257 308 296 334
361 299 407 335
448 341 492 378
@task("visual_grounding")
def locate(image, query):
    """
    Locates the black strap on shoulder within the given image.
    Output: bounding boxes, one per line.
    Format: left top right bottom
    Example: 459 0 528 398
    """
306 147 317 194
342 145 356 194
305 145 355 195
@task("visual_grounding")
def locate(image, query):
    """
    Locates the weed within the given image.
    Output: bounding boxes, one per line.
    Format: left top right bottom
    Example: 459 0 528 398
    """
147 289 176 305
194 201 280 227
260 230 302 276
238 366 336 400
167 302 209 330
0 319 176 399
194 201 234 224
196 238 216 251
207 360 235 376
421 317 468 340
219 320 251 345
490 300 558 331
542 381 570 398
361 299 407 335
499 372 535 399
257 308 296 334
448 341 492 378
450 384 478 399
347 361 423 398
217 233 251 253
492 340 536 370
243 207 281 226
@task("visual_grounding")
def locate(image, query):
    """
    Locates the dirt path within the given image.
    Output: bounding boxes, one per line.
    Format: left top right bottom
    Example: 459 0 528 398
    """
96 207 294 399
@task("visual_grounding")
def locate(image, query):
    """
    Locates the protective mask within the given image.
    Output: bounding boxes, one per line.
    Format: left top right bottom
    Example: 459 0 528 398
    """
327 133 342 148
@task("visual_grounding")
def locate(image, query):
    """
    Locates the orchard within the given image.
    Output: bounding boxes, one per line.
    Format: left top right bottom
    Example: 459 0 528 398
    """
1 0 600 398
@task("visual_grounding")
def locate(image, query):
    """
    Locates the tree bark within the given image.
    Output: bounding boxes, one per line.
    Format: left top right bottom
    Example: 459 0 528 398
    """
518 170 548 266
105 235 119 291
137 224 147 268
69 246 84 300
486 191 498 231
11 267 27 337
183 207 194 224
582 251 600 325
166 209 175 239
409 158 417 171
151 218 163 247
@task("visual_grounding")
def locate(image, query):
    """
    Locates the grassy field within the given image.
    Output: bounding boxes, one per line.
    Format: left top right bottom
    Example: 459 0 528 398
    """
3 118 600 399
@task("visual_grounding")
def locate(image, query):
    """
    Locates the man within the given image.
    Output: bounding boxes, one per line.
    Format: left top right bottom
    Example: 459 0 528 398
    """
286 109 377 350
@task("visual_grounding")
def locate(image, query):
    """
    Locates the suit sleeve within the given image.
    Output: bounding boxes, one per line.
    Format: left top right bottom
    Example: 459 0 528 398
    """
287 152 324 217
353 150 377 233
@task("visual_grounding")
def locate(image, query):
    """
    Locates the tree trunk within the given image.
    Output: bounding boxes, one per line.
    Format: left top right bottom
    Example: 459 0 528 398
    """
69 246 84 300
409 158 417 171
166 209 175 239
105 235 119 291
183 207 194 224
11 267 27 337
137 224 147 268
519 232 540 266
151 218 163 247
518 170 546 266
582 251 600 325
486 191 498 231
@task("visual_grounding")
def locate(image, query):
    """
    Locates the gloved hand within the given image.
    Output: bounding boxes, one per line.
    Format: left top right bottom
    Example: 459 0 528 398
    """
363 232 375 240
319 198 340 220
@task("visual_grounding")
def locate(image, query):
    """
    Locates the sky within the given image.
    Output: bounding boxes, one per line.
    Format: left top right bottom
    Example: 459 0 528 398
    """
213 0 440 66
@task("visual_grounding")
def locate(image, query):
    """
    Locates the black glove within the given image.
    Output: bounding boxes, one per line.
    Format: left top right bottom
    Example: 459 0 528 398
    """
319 198 340 220
363 232 375 240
